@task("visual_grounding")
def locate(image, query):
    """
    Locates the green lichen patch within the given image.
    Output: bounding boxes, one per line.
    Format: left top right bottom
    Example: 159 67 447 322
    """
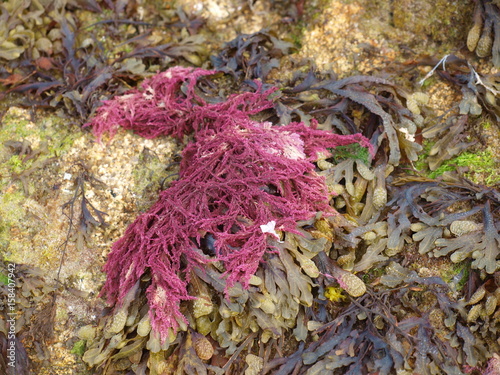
0 108 79 192
0 107 82 267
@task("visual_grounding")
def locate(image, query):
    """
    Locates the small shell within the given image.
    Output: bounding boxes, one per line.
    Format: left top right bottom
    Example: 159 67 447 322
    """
450 220 482 237
467 304 483 323
193 334 214 361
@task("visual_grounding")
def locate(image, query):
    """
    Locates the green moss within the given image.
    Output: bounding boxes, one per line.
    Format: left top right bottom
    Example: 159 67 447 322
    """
414 140 433 173
420 76 437 90
0 108 81 264
0 272 10 285
7 155 25 174
429 150 499 185
0 112 31 140
71 340 87 356
290 20 306 48
481 121 492 130
415 139 499 185
330 143 371 164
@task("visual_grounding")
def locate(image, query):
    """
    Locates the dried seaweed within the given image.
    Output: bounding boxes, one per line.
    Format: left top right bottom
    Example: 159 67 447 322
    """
433 201 500 273
58 162 107 279
276 70 425 166
0 263 58 374
0 0 209 120
269 263 487 374
272 269 478 374
422 115 476 171
210 30 295 81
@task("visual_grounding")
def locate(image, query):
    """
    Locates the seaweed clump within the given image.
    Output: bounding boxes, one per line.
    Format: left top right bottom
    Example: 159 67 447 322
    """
84 66 370 355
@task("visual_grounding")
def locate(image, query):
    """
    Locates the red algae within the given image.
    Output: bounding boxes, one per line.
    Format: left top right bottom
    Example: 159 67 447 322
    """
87 67 370 339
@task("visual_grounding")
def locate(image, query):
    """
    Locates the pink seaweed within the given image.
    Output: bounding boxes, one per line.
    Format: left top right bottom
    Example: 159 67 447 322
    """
88 67 371 339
